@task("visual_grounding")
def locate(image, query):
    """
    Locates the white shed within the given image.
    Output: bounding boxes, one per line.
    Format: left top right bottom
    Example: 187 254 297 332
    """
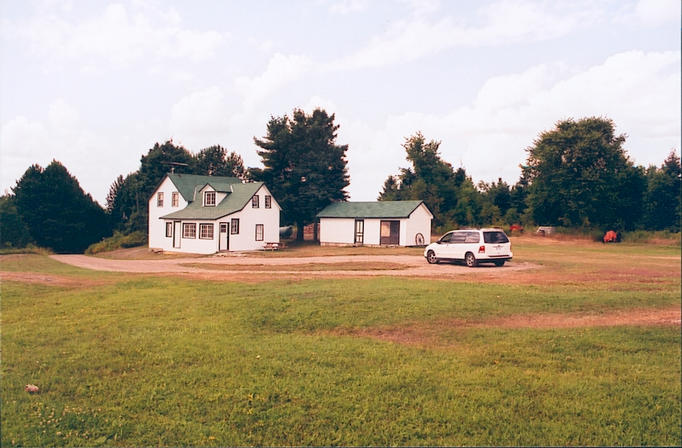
316 201 432 246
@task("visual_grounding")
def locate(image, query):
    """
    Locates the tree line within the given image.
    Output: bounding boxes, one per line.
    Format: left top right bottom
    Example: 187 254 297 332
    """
1 111 679 253
381 118 680 233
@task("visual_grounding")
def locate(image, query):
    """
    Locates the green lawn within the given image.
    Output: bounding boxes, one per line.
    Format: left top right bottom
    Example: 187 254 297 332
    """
1 240 680 446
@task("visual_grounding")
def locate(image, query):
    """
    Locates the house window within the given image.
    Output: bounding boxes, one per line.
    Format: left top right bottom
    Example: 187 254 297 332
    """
182 223 196 239
157 192 164 207
204 191 216 207
230 218 239 235
172 192 179 207
255 224 264 241
252 195 259 208
165 222 173 238
265 195 272 209
199 223 214 240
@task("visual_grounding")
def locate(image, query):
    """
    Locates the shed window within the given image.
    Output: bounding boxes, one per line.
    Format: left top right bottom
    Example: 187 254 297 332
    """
165 222 173 238
199 223 214 240
157 192 164 207
182 223 196 239
255 224 264 241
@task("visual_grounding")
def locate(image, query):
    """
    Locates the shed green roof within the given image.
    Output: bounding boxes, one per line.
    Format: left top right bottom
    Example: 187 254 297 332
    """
316 201 426 219
161 179 264 220
167 173 241 202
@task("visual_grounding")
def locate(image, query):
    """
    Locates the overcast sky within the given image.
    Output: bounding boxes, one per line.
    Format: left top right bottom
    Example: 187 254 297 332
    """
1 0 680 205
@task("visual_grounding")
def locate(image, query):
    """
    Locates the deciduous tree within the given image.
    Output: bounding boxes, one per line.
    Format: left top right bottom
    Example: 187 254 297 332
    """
525 117 644 229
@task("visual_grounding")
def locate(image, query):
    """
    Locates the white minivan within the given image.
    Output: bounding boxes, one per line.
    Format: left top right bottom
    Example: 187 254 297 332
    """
424 228 513 267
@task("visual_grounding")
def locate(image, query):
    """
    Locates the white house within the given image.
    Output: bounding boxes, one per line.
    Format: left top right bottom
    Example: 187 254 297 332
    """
316 201 432 246
148 173 280 254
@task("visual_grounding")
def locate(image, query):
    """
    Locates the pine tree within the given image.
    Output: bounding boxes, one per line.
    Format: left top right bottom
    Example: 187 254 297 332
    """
254 108 350 240
13 161 110 252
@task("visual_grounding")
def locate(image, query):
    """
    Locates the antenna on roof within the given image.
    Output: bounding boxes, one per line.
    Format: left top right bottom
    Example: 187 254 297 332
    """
161 161 189 173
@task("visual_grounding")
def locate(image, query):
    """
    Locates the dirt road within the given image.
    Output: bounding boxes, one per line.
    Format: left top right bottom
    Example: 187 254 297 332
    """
50 253 534 278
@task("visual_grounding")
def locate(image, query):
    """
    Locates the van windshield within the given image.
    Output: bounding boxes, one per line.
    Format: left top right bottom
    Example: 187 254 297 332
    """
483 231 509 244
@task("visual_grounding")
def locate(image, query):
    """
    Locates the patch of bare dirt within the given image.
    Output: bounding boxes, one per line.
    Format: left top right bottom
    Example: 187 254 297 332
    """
340 306 681 347
94 247 206 260
0 271 109 287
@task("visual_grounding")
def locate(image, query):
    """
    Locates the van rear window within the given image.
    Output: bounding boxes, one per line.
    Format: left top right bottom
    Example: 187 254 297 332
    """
483 231 509 243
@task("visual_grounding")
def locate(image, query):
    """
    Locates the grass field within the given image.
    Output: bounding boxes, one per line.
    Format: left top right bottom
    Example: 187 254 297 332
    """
1 237 680 446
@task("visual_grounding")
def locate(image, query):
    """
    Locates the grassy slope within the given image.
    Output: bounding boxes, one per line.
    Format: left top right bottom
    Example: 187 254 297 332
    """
1 240 680 446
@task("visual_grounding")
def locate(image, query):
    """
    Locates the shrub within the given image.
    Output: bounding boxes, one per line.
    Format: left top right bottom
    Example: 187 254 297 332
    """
85 231 147 254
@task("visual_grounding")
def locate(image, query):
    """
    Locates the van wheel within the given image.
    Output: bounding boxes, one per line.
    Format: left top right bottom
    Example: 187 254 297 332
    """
465 252 478 267
494 260 505 267
426 250 438 264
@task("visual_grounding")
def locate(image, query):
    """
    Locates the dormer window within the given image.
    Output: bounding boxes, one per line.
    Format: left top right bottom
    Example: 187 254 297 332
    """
204 191 216 207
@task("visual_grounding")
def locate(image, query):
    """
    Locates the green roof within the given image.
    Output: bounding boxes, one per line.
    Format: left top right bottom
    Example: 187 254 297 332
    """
316 201 426 219
161 178 264 220
167 173 241 202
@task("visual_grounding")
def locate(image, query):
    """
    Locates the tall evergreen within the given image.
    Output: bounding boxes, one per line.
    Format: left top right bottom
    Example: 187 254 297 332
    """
12 161 110 253
378 132 484 228
253 108 350 240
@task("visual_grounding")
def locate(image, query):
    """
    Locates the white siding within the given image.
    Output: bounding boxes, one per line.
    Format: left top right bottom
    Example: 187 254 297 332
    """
148 177 187 251
405 203 432 246
362 219 381 245
226 185 280 251
170 221 219 254
319 218 355 244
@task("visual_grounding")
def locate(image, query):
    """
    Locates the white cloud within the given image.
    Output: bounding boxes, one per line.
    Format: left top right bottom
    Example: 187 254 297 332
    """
330 0 596 70
341 50 681 200
0 100 132 204
234 53 315 110
634 0 680 25
328 0 369 15
3 2 227 69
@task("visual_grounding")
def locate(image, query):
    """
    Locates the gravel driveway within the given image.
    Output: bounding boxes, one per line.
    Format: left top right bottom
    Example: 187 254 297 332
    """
50 254 534 278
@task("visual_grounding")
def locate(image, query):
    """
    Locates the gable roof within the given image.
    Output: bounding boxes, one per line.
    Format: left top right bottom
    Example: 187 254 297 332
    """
167 173 241 202
160 177 265 221
316 200 428 219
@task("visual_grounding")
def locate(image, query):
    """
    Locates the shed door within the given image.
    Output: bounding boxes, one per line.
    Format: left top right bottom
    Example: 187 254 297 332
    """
354 219 364 244
380 220 400 245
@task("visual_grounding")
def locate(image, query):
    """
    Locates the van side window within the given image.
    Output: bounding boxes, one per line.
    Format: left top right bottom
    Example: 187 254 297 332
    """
440 233 453 243
452 232 467 243
465 231 480 243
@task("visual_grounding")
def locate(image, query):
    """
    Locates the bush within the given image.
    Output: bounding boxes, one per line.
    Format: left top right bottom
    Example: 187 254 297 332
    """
621 230 681 245
85 231 147 254
0 244 52 255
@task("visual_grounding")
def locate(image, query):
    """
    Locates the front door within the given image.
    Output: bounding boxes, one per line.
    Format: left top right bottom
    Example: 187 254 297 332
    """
380 220 400 245
354 219 364 245
219 222 229 251
173 221 181 248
